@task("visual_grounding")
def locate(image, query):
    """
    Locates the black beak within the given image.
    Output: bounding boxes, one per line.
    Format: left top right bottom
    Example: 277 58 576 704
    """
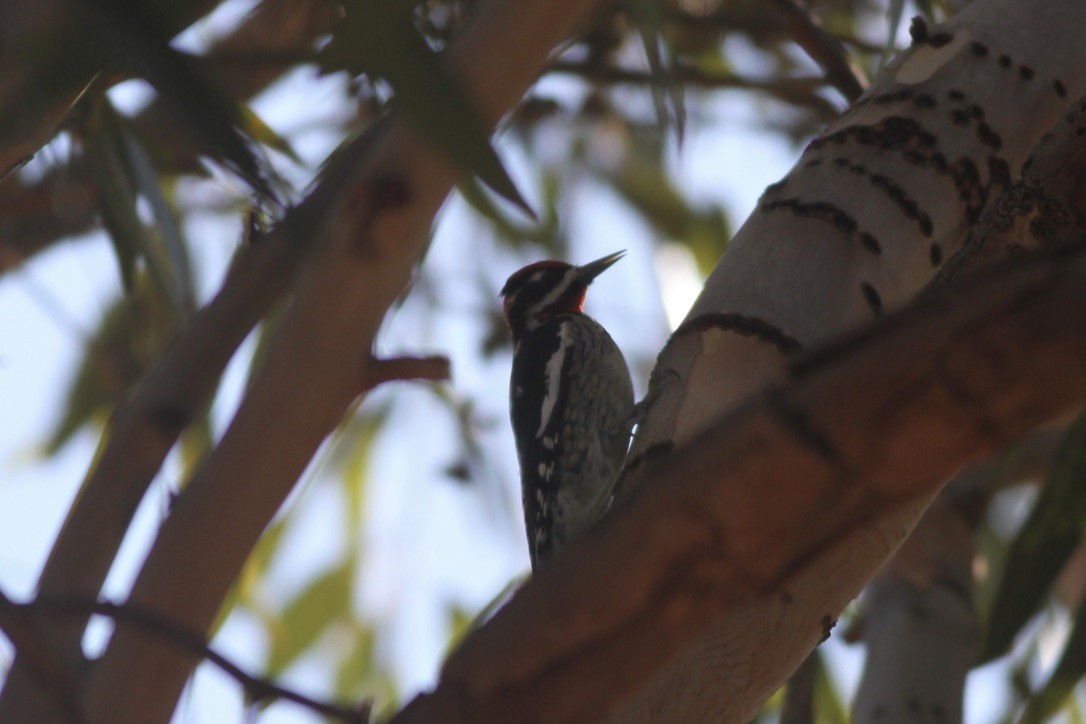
575 250 625 284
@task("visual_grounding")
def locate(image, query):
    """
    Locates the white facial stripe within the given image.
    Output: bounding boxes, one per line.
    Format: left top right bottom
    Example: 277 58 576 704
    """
526 268 578 318
537 320 571 436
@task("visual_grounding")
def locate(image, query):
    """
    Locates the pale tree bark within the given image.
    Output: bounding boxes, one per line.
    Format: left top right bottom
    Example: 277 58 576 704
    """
851 427 1063 723
852 90 1086 723
608 1 1086 719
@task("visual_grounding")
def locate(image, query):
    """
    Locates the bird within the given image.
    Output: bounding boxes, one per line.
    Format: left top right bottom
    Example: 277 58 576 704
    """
500 250 634 571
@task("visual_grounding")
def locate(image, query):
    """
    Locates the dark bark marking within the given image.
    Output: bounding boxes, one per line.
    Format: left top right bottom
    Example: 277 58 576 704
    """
871 89 914 105
858 232 882 255
970 42 988 57
860 282 883 315
1018 65 1034 80
947 89 966 101
868 172 934 237
810 116 937 153
761 198 857 234
998 54 1012 69
805 158 823 167
950 109 971 126
1055 79 1068 97
931 33 954 47
949 156 985 222
673 313 803 355
913 93 937 109
929 242 943 266
975 121 1002 150
988 156 1011 191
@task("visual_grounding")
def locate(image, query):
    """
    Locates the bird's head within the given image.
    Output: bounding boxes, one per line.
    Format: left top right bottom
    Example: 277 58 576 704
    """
500 250 625 345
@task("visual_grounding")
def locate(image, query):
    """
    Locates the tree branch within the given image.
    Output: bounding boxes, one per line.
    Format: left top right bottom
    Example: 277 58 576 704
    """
67 1 605 721
767 0 868 101
0 592 369 722
393 242 1086 723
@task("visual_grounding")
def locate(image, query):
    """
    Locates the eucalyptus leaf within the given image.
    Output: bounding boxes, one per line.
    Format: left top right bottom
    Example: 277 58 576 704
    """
321 0 531 215
981 413 1086 662
266 556 355 677
81 0 281 201
1020 596 1086 724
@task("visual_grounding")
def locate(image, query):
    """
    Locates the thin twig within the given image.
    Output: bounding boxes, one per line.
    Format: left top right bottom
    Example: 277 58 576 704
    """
0 593 371 723
767 0 868 101
363 355 451 389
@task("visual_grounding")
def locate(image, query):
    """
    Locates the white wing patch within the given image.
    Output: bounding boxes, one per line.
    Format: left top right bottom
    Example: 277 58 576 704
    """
537 320 571 437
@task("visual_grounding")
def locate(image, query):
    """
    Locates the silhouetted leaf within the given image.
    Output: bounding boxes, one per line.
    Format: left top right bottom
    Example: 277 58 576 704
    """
82 96 146 293
321 0 531 214
81 0 281 201
109 101 196 316
627 0 686 139
982 413 1086 661
45 281 174 454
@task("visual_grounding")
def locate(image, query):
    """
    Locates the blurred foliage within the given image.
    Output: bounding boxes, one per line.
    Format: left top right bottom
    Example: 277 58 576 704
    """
982 414 1086 663
17 0 1083 720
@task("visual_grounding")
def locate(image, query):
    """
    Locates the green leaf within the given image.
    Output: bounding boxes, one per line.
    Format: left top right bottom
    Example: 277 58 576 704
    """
321 0 531 215
813 651 848 724
45 281 174 454
82 96 146 293
1020 597 1086 723
340 411 387 534
626 0 686 139
265 557 355 677
334 621 377 699
109 101 196 316
80 0 281 201
981 413 1086 661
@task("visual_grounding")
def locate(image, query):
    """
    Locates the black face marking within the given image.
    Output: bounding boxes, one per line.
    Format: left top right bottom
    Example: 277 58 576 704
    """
501 263 584 345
